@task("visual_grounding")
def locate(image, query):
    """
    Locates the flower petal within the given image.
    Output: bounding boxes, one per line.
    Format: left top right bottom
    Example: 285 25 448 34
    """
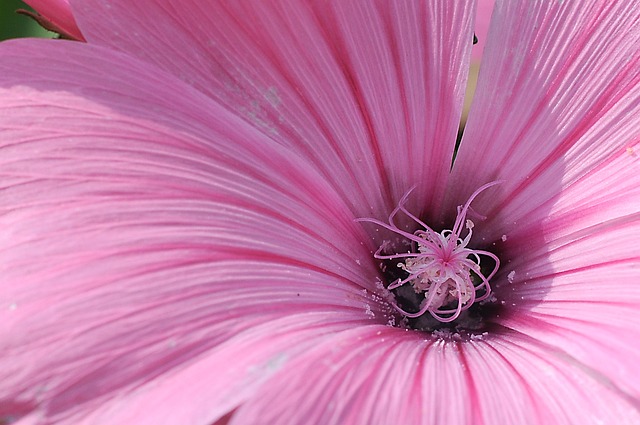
465 334 640 424
477 104 640 400
449 0 640 239
69 0 476 218
227 327 640 425
228 326 474 425
471 0 495 61
0 39 387 423
46 314 362 424
497 214 640 400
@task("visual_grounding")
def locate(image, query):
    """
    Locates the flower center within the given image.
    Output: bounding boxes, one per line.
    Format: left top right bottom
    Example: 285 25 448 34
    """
359 182 500 326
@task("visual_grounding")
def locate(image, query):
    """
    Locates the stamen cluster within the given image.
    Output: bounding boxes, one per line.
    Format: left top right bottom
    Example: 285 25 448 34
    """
360 182 500 322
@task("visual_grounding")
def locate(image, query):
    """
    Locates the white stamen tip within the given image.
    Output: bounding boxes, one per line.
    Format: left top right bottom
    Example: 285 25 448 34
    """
358 182 501 322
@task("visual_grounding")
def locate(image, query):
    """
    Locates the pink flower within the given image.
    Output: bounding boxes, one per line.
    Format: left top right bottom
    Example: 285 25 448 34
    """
1 1 639 424
20 0 84 41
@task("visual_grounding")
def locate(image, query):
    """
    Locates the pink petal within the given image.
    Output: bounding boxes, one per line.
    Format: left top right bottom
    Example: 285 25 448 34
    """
437 10 640 404
69 0 476 220
471 0 495 61
482 123 640 402
466 335 640 424
229 326 474 425
228 326 640 425
448 0 640 240
496 214 640 400
0 39 388 423
46 315 362 424
22 0 84 40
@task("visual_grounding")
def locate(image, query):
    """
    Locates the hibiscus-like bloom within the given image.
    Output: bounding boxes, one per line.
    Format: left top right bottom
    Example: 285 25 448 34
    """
2 1 640 424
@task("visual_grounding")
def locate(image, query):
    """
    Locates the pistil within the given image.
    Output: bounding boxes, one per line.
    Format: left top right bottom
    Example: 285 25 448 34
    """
359 182 501 323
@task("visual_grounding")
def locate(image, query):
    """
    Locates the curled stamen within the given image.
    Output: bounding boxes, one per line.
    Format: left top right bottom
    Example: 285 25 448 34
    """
359 182 501 323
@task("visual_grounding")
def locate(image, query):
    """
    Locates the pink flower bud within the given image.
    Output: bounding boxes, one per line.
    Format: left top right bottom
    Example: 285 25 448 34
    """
22 0 84 41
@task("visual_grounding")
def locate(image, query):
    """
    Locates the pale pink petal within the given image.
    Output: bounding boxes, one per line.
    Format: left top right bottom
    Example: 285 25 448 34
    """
471 0 495 61
495 213 640 400
22 0 83 40
228 327 640 425
465 335 640 424
69 0 475 220
452 4 640 388
42 315 363 424
228 326 474 425
448 0 640 240
0 39 388 423
469 116 640 402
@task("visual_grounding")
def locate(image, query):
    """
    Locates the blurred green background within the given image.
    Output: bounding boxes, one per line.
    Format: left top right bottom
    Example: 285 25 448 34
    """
0 0 53 40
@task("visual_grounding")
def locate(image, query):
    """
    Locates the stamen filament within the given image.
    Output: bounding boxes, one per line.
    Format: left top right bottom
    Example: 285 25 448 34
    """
359 182 501 323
